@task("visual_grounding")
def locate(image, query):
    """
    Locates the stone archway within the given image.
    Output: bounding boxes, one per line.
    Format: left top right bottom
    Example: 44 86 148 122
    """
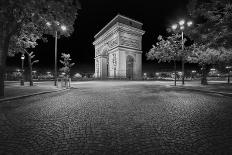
93 15 145 79
126 55 134 79
101 48 109 78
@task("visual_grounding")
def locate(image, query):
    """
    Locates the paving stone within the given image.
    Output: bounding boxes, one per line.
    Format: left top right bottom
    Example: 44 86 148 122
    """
0 81 232 154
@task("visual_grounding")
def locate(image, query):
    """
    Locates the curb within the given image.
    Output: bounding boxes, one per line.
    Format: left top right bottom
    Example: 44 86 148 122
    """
0 88 70 103
175 86 232 97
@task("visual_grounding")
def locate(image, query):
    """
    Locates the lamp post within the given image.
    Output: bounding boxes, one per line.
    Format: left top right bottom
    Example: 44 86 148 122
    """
172 19 193 85
191 70 196 80
20 53 25 86
226 66 231 84
46 21 67 86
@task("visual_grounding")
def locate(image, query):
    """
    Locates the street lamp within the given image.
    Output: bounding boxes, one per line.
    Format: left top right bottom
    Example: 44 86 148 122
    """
226 66 231 84
20 53 25 86
46 21 67 86
172 19 193 85
191 70 196 80
210 68 216 72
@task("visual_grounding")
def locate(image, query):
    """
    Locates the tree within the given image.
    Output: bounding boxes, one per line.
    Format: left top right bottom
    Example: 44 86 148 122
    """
146 34 184 86
26 51 39 86
0 0 81 97
187 0 232 48
59 53 75 78
187 44 232 84
186 0 232 84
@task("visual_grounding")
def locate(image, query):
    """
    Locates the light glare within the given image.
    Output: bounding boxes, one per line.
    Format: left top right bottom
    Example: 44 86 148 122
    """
179 20 185 26
61 25 67 31
187 21 193 27
171 24 178 30
46 22 51 27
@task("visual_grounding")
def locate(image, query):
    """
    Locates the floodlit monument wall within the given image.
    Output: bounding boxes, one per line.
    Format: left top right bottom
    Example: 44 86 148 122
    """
93 14 145 79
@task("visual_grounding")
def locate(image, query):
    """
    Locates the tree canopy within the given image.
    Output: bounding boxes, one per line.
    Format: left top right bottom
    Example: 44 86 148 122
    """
146 34 183 62
0 0 81 55
187 44 232 67
187 0 232 49
0 0 81 97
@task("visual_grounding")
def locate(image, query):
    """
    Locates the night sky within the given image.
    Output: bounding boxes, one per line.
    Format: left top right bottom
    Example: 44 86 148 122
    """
7 0 193 74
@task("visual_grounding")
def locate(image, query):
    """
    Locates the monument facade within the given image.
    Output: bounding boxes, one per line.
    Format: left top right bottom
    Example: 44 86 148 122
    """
93 15 145 79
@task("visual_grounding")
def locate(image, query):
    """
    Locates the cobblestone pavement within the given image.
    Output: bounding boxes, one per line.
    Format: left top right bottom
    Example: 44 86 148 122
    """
0 81 232 154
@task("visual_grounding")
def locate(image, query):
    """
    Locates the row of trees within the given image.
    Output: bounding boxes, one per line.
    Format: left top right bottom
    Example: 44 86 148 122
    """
147 0 232 85
20 52 74 86
0 0 81 97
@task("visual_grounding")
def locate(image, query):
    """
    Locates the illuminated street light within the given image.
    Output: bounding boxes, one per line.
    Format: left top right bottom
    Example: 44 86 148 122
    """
171 19 193 85
61 25 67 31
187 21 193 27
46 22 51 27
210 68 216 71
21 54 25 60
171 24 178 30
226 66 231 84
191 70 196 80
20 53 25 86
179 20 185 26
46 21 68 86
180 26 184 30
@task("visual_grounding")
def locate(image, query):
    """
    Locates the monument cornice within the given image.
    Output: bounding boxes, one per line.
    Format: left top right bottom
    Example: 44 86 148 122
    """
118 23 145 36
94 14 143 39
93 23 145 47
93 23 119 46
117 46 142 54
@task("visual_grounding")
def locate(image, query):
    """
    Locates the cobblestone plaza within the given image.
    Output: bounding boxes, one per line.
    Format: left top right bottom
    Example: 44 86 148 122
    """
0 81 232 154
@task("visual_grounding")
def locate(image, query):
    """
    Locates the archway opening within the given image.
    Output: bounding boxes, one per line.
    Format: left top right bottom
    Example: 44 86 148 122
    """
126 55 134 79
101 49 109 78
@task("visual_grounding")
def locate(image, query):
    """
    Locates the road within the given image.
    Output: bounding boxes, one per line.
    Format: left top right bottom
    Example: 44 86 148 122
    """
0 81 232 154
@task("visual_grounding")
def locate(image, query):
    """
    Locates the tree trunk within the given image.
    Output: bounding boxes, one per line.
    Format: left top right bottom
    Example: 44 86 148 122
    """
0 65 5 98
0 36 10 97
182 57 185 85
201 65 210 85
174 60 177 86
28 55 33 86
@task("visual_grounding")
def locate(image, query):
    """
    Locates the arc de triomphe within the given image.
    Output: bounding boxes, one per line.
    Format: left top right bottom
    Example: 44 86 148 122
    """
93 14 145 79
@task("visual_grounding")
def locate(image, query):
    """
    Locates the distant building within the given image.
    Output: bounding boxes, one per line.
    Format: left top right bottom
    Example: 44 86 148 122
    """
93 14 145 79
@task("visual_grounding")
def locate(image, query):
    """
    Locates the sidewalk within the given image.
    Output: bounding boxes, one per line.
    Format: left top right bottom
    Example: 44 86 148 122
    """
0 81 68 102
176 81 232 97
